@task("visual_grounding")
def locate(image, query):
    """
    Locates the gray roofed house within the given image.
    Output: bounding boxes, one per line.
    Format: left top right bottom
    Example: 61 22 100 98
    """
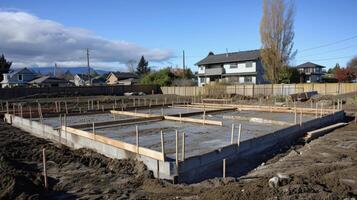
28 75 72 87
295 62 325 83
195 49 267 86
0 68 38 88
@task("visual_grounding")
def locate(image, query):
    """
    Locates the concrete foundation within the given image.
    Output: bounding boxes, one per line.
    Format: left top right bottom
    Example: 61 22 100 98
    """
4 107 345 183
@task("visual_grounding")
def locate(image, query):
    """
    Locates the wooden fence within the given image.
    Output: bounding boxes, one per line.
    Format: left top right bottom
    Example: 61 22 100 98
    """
0 84 161 99
161 83 357 97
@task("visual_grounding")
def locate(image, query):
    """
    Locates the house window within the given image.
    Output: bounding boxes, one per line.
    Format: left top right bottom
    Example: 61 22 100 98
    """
228 76 239 82
244 76 252 83
200 77 205 83
246 62 253 68
230 63 237 68
18 74 23 81
200 67 204 71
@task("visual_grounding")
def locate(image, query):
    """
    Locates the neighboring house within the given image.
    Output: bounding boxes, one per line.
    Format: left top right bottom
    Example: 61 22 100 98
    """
106 72 138 85
28 76 72 87
73 74 90 86
295 62 325 83
91 75 107 86
195 50 266 86
0 68 37 88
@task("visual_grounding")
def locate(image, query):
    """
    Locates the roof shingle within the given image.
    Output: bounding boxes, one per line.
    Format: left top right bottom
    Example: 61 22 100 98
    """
195 49 261 66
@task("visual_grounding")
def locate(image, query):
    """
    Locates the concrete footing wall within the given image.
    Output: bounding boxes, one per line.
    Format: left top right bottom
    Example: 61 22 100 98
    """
178 111 345 183
4 114 176 180
4 111 345 183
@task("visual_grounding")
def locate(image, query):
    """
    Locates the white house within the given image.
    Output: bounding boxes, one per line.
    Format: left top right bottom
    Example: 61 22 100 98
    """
0 68 37 88
73 74 90 86
196 50 266 86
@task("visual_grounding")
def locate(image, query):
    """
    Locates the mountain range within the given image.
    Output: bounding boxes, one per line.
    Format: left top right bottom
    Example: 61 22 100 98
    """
28 67 111 75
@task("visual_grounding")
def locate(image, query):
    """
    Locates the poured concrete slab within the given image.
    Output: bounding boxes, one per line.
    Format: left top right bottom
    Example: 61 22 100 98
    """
39 113 137 127
90 113 289 159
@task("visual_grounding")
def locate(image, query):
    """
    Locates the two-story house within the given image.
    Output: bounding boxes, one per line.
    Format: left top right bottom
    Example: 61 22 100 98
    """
0 68 37 88
195 50 266 86
295 62 325 83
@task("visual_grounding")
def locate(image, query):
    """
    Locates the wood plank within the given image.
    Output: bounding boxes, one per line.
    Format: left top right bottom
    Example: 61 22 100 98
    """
63 126 164 160
69 116 163 129
110 110 157 118
304 122 348 142
164 115 223 126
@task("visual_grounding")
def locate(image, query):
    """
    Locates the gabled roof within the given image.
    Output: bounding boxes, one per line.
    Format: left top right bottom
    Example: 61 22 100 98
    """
110 72 138 80
8 68 35 78
75 74 91 81
195 49 261 66
296 62 325 68
28 76 69 84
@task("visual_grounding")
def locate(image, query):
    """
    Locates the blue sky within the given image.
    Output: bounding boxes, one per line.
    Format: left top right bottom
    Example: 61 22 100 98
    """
0 0 356 71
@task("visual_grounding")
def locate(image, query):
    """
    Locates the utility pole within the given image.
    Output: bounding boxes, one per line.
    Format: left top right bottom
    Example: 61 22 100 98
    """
54 63 57 77
86 48 91 86
182 50 185 78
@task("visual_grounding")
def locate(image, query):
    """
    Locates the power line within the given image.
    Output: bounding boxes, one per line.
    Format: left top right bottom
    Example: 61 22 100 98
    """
296 54 356 63
297 44 357 59
299 34 357 52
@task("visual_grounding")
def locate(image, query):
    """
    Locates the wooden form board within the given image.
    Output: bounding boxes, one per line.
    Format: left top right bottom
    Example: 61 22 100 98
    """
191 103 336 115
164 115 223 126
110 109 224 126
69 116 164 129
304 122 348 142
110 110 157 118
63 126 164 161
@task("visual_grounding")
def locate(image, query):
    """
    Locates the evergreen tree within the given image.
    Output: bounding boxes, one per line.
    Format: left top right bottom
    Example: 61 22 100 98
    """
0 54 12 81
136 56 150 75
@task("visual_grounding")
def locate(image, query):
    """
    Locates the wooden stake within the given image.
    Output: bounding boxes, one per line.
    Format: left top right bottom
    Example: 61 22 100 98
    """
160 130 165 160
230 124 235 144
179 113 182 123
223 159 226 178
315 102 318 118
181 131 185 161
175 130 179 166
300 110 302 126
320 103 323 118
136 125 139 153
42 148 48 189
294 108 297 124
237 124 242 147
92 122 95 135
203 109 206 125
65 101 68 114
161 107 164 116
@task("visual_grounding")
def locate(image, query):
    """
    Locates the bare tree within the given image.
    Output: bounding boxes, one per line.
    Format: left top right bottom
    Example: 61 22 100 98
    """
126 59 136 73
260 0 297 83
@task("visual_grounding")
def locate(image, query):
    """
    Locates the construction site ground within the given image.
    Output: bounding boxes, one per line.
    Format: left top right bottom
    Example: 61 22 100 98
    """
0 95 356 199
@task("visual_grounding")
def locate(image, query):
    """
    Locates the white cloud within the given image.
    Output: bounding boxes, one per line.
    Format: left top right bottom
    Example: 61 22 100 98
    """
0 11 173 70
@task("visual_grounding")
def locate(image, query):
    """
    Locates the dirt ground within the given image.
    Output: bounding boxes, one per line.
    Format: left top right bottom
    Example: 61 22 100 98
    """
1 120 356 199
1 95 357 199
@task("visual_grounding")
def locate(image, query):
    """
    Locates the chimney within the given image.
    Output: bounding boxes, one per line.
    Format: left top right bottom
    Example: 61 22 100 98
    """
226 48 229 57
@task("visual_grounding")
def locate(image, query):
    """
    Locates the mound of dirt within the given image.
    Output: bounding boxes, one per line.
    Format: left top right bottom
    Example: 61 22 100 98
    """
0 121 152 199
